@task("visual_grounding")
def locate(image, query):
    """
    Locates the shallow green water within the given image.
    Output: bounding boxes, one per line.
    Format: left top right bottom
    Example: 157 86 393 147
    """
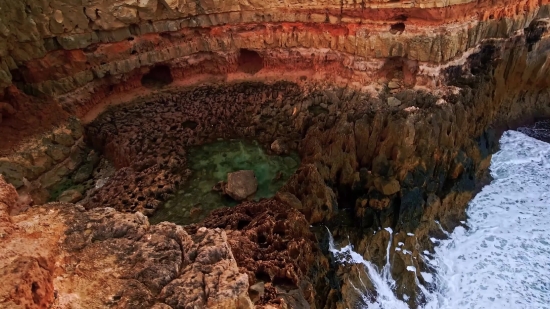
150 139 299 225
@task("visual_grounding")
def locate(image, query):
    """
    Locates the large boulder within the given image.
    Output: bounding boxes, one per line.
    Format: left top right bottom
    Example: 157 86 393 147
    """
225 170 258 201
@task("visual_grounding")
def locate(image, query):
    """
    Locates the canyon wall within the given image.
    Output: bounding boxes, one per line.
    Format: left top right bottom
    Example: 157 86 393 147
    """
0 0 550 308
0 0 548 116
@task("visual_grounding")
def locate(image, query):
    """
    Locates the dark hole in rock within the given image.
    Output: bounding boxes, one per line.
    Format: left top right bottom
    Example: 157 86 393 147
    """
258 233 267 244
182 120 198 129
10 69 23 82
84 44 99 53
390 22 406 34
31 282 40 304
469 44 497 76
238 220 250 229
273 222 286 236
238 49 264 74
272 276 297 289
256 271 271 282
141 65 173 88
525 19 549 51
308 105 329 116
289 246 300 259
395 14 408 21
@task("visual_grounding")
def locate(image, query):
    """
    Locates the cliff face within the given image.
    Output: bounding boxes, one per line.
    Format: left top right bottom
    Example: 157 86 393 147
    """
0 0 548 111
0 0 550 308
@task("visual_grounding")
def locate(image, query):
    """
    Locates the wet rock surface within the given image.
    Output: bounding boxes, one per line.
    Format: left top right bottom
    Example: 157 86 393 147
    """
518 119 550 143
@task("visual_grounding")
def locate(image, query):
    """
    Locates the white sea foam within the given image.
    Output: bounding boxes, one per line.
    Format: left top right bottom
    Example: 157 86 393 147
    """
428 130 550 309
328 130 550 309
327 228 410 309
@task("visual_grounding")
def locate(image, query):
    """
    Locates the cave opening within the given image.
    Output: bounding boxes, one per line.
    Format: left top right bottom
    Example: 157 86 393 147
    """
237 49 264 74
390 22 406 34
141 65 173 88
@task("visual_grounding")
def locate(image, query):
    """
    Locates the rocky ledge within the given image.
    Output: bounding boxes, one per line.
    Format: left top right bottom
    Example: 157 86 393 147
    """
0 0 550 308
1 175 330 308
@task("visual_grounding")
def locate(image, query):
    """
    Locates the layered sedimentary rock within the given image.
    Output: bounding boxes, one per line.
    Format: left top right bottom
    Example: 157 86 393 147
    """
0 0 548 113
0 0 550 308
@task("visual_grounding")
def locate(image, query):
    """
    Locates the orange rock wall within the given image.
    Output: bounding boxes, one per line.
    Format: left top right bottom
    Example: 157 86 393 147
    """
1 0 549 111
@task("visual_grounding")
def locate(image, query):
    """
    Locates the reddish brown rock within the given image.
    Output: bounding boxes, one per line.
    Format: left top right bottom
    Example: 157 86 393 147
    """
0 176 254 309
225 170 258 201
189 199 330 308
0 256 55 309
0 175 17 236
0 102 15 124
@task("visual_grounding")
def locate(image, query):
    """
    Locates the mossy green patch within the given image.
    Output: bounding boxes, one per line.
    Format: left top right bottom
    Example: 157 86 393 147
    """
150 140 299 225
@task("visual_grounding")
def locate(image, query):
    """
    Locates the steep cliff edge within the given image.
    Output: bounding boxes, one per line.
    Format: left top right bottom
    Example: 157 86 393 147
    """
0 0 550 308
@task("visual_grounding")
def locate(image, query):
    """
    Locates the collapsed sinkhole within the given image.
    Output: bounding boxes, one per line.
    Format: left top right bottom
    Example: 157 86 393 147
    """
68 77 505 244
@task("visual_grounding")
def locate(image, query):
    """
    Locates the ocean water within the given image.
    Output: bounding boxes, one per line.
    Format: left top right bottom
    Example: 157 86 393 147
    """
329 130 550 309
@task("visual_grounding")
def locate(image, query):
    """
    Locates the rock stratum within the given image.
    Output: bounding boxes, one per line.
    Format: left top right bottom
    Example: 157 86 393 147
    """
0 0 549 308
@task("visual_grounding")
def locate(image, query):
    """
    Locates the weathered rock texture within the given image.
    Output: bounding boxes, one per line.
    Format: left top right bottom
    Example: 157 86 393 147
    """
0 0 549 308
187 199 330 308
0 176 254 309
